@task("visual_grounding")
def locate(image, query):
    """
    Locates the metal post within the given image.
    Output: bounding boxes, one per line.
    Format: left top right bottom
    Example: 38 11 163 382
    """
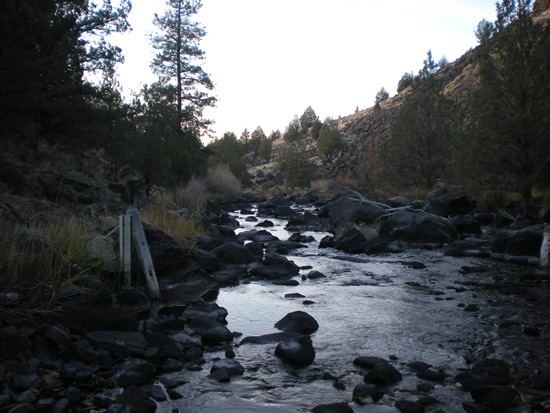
119 214 132 285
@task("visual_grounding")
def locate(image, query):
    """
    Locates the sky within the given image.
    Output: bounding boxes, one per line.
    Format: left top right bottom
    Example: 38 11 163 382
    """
111 0 498 142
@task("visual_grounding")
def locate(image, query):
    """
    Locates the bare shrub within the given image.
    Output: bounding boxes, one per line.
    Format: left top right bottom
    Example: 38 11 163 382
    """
205 164 241 200
175 177 207 213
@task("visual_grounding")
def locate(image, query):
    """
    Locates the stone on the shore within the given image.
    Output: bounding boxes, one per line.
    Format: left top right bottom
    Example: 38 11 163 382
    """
352 383 383 404
311 401 354 413
379 210 457 245
85 331 147 358
114 359 156 388
363 360 403 385
210 358 244 376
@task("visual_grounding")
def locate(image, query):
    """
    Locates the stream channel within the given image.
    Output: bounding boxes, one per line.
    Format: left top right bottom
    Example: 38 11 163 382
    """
158 205 550 412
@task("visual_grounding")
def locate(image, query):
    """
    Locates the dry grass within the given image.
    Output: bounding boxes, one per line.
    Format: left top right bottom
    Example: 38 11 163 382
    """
204 164 242 201
141 186 204 251
0 216 98 325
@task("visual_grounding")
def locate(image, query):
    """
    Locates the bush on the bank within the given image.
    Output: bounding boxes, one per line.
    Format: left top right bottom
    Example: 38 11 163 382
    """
204 164 242 200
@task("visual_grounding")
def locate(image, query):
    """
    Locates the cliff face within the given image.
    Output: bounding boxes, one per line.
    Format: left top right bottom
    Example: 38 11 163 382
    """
319 47 479 183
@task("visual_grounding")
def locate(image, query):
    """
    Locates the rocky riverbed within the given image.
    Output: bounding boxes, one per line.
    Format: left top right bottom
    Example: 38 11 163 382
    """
1 188 550 413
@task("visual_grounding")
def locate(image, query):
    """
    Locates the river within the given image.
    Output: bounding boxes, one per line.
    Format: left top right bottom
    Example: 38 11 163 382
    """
158 207 550 412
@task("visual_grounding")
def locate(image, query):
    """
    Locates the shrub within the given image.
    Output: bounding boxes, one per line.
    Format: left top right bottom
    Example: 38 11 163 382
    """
204 164 242 200
175 177 207 213
317 119 344 156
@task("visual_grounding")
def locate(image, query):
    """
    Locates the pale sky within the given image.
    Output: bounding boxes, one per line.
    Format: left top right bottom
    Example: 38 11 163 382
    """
111 0 497 142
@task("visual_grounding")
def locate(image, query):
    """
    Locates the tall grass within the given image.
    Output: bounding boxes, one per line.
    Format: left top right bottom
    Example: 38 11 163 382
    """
0 217 97 325
141 186 204 251
204 164 242 201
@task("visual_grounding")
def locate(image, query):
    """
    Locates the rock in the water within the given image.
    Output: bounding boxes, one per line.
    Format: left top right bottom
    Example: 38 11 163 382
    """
380 210 457 245
491 225 544 258
363 360 403 385
274 311 319 334
106 386 157 413
210 358 244 376
352 383 383 404
311 402 354 413
395 399 426 413
470 385 518 411
275 335 315 366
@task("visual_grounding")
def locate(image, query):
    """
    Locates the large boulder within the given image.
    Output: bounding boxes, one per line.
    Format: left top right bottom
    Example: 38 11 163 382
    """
426 186 476 216
274 311 319 334
249 252 300 279
327 196 386 231
491 225 543 258
212 242 255 264
380 210 458 245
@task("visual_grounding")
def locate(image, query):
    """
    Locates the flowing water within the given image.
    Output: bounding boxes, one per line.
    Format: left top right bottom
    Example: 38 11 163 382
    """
159 208 550 412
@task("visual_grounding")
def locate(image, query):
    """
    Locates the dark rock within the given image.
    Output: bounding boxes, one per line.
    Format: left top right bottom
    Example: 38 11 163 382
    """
491 225 543 257
186 318 233 344
114 359 156 387
245 242 264 260
72 339 113 367
288 233 315 243
385 196 410 208
455 359 510 391
194 250 220 272
416 369 447 382
531 373 550 390
380 210 457 245
183 300 228 323
64 386 86 403
451 215 481 235
352 383 383 404
395 399 425 413
210 358 244 376
463 304 479 312
470 385 518 411
426 186 476 216
353 356 388 368
274 205 296 217
274 311 319 334
270 278 300 286
60 275 112 308
8 403 35 413
275 335 315 366
407 361 430 371
208 367 230 382
306 270 326 279
60 360 97 382
250 252 300 279
117 286 150 307
212 242 255 264
311 402 353 413
285 293 306 299
85 331 146 358
48 306 138 334
328 196 386 231
363 361 403 385
140 384 167 402
239 331 304 345
319 235 336 249
106 386 156 413
93 389 121 409
443 238 491 258
166 388 184 399
51 398 70 413
256 220 275 227
416 382 434 393
523 326 540 336
333 228 368 253
265 240 307 254
461 401 493 413
161 358 183 372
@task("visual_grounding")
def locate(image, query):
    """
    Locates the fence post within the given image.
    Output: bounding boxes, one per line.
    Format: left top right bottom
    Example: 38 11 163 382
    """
126 209 161 299
119 214 132 286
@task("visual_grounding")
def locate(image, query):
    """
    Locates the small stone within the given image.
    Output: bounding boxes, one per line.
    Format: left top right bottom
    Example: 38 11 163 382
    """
395 399 425 413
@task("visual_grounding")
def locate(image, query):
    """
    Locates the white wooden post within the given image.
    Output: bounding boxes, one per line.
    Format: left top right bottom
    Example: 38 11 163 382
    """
126 209 161 299
119 214 132 286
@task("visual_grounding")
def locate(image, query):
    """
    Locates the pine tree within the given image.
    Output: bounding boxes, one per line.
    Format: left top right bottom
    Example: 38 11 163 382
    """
464 0 550 201
151 0 215 130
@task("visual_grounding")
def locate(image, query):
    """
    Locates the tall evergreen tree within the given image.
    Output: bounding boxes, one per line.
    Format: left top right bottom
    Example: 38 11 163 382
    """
382 51 460 188
0 0 131 138
151 0 215 131
464 0 550 201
